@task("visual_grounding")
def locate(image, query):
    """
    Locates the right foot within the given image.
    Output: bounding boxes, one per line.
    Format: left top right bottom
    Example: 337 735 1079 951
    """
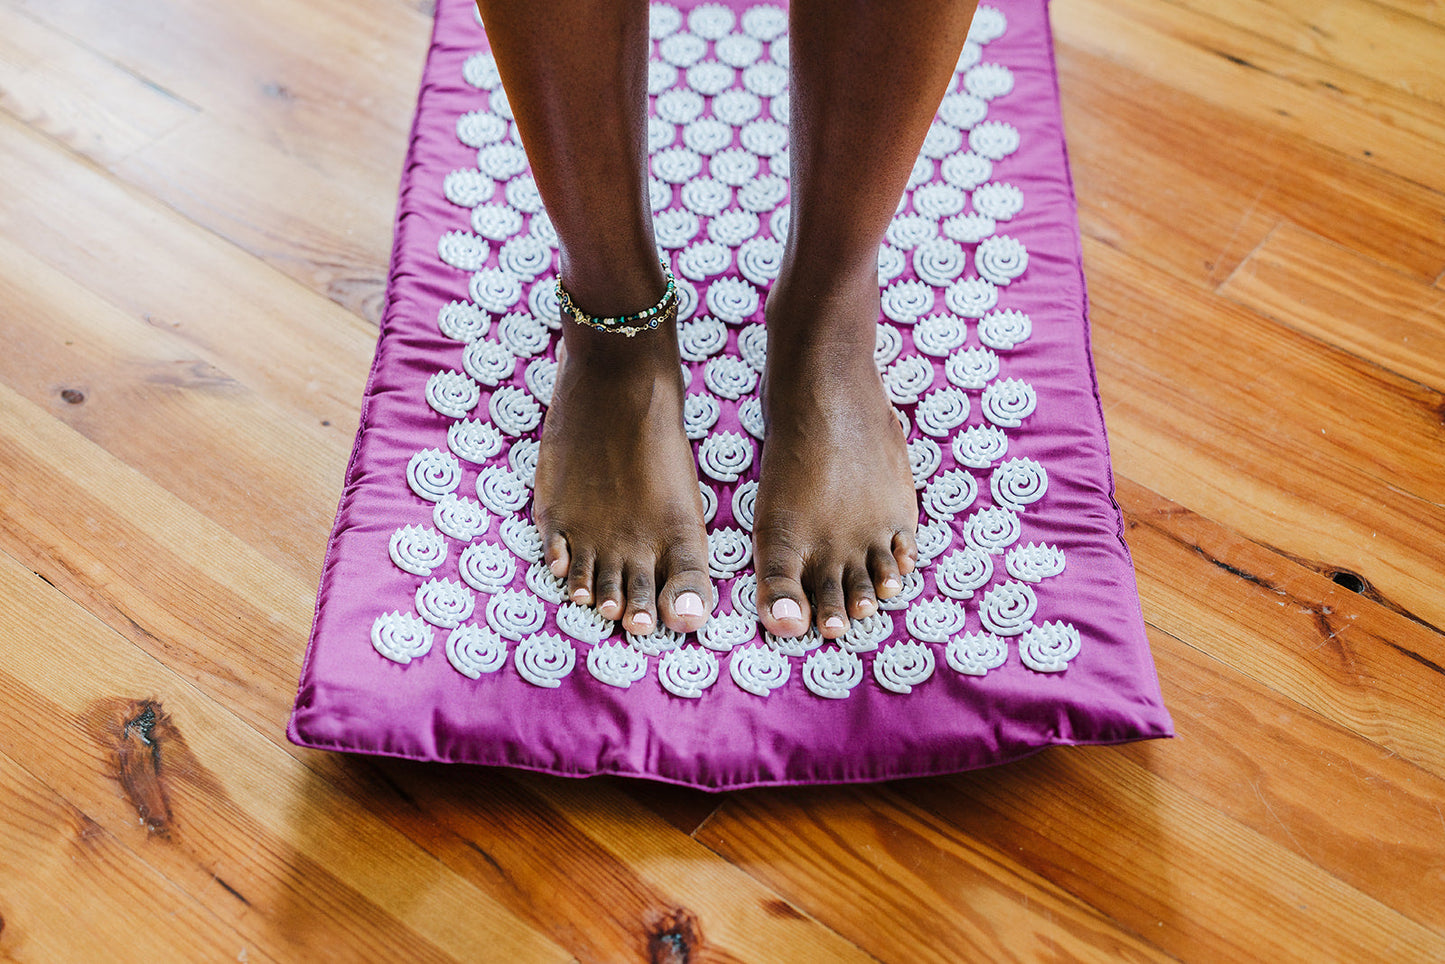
751 265 922 640
533 316 714 636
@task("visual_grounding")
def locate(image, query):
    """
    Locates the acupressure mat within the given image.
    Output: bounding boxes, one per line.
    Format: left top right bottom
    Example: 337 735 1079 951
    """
288 0 1174 789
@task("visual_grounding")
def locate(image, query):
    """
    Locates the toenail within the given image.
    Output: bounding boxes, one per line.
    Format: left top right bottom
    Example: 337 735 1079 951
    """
858 598 877 616
823 615 846 632
675 592 704 617
771 598 802 622
572 588 590 601
883 576 901 591
632 611 653 631
551 560 569 577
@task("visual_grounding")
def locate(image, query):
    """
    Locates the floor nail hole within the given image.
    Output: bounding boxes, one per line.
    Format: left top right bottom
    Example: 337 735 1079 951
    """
1331 570 1366 593
60 388 85 404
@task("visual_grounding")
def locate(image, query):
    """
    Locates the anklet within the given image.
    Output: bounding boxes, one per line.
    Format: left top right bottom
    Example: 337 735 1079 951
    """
555 259 678 337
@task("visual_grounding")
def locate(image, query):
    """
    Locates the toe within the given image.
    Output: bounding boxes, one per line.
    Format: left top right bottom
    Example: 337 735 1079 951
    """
869 545 904 599
593 556 625 621
622 560 659 636
544 530 570 579
844 563 878 619
566 547 596 606
811 564 850 639
658 544 713 633
756 545 811 637
892 529 919 576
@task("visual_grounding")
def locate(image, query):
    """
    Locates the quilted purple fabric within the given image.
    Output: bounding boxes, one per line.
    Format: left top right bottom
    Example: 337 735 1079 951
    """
287 0 1173 789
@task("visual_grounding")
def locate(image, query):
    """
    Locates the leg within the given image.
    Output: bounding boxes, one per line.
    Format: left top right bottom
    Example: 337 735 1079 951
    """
474 0 713 633
755 0 978 637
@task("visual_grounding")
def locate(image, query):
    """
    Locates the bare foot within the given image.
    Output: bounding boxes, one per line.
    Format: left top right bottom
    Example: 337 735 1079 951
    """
534 319 713 635
753 269 920 639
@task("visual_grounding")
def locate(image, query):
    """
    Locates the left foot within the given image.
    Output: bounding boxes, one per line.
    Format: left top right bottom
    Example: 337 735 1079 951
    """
533 277 715 636
753 267 920 639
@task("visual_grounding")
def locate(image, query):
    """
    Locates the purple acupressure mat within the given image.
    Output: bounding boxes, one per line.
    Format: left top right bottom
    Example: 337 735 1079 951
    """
287 0 1173 789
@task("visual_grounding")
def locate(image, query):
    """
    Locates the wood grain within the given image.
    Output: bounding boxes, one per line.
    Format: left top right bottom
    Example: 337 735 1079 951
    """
0 545 569 963
0 110 377 425
695 785 1173 963
346 762 879 963
909 743 1445 962
0 745 271 964
0 365 874 962
2 0 1443 957
1060 47 1445 286
1161 0 1445 108
0 5 196 165
0 233 345 579
1220 221 1445 392
1119 478 1445 779
115 116 398 322
1054 0 1445 194
1090 237 1445 630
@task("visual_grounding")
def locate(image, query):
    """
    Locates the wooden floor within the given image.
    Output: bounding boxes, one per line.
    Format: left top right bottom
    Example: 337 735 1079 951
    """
1 0 1442 958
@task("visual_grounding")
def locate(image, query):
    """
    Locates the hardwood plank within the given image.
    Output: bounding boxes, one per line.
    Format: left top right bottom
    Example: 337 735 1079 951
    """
898 742 1445 962
344 761 879 963
1157 0 1445 108
694 785 1171 963
1060 46 1281 288
1120 478 1445 780
0 689 480 963
1365 0 1445 28
604 777 725 837
1053 0 1445 196
0 4 196 164
1089 238 1445 632
7 0 431 182
0 384 871 962
0 545 568 963
0 379 327 736
0 0 427 320
0 746 272 964
1219 221 1445 393
115 113 398 322
0 232 347 580
1058 45 1445 285
2 0 429 319
1125 628 1445 939
0 111 377 423
1120 479 1445 934
699 560 1445 960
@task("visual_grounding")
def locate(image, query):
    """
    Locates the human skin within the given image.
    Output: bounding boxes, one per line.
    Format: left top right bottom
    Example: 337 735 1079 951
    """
473 0 977 637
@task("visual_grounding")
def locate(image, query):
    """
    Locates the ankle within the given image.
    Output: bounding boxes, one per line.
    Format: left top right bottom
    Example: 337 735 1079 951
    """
765 262 882 354
559 312 682 375
774 246 880 299
557 242 668 318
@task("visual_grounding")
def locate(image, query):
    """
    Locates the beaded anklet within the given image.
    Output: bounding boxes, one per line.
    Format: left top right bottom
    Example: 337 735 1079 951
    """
555 259 678 337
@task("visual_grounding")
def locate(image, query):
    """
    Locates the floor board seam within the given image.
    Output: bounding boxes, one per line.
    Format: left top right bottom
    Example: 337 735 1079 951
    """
1147 0 1445 122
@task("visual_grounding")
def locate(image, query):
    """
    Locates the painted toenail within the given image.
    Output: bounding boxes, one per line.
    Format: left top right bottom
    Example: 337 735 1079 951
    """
632 611 653 630
824 615 846 632
675 592 704 617
771 598 802 622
